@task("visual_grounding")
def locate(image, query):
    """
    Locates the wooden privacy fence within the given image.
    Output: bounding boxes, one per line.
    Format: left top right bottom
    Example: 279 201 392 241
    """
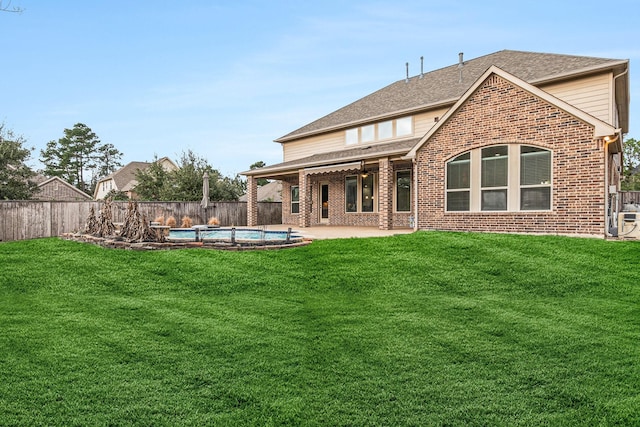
0 201 281 242
621 191 640 206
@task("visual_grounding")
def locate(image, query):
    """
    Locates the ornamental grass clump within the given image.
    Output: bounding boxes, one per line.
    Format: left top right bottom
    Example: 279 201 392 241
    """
208 217 220 226
166 216 177 228
181 216 192 228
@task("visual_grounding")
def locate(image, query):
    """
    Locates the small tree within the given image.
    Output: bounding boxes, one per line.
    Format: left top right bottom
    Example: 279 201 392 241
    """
622 137 640 191
135 150 245 201
0 124 37 200
134 156 171 200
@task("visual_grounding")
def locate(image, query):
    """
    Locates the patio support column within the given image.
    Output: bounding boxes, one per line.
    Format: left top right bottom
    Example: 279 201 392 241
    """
378 157 393 230
298 169 310 228
247 175 258 227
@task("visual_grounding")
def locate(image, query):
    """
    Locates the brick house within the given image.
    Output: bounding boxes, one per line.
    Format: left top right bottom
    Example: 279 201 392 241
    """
242 50 629 237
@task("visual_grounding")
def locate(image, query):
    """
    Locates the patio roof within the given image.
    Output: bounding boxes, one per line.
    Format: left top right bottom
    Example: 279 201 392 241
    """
243 137 420 177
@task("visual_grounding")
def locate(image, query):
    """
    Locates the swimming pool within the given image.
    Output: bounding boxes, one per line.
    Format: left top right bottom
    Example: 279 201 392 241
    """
168 227 303 245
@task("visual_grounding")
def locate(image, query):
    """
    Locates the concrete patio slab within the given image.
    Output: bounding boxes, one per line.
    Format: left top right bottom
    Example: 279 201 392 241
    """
259 224 414 240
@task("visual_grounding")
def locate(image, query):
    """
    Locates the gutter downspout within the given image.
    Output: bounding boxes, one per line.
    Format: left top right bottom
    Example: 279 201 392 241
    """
412 157 418 231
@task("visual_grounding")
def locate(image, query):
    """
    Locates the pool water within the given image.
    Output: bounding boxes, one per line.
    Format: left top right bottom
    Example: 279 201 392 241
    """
168 228 301 243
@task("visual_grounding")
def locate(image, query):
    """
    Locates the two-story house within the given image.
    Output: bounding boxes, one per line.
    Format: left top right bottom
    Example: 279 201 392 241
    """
94 157 178 200
243 50 629 237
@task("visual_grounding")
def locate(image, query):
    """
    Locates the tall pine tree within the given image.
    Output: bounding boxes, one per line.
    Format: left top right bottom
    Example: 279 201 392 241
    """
41 123 122 194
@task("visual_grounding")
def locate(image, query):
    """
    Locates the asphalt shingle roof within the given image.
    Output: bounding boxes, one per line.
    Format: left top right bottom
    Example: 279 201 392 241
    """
276 50 625 142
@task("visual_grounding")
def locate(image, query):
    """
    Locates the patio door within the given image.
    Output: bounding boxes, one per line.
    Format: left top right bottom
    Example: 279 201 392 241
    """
320 182 329 223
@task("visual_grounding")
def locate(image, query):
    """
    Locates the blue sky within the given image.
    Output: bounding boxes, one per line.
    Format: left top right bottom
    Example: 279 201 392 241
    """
2 1 639 177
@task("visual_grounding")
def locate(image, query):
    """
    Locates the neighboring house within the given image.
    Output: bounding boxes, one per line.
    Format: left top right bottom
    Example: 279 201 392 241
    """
243 50 629 237
239 181 282 202
34 176 93 201
93 157 178 200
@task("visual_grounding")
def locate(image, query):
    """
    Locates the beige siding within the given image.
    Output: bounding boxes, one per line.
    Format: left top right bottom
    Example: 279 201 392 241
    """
542 72 611 125
283 130 345 162
284 108 451 162
414 108 449 136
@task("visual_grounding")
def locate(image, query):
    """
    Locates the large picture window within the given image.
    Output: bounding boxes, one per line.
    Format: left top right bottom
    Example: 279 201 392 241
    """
396 170 411 212
445 145 551 212
345 174 377 213
291 185 299 214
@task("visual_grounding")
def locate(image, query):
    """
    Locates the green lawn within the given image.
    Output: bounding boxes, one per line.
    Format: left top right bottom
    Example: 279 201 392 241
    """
0 232 638 426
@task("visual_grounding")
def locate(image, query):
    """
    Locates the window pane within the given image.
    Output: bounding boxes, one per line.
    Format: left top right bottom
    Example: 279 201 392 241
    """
481 189 507 211
378 120 393 140
396 170 411 212
361 125 375 142
481 146 508 188
447 152 470 189
521 146 551 185
447 191 470 211
396 117 413 136
291 186 299 214
362 174 374 212
345 176 357 212
521 187 551 210
345 128 358 145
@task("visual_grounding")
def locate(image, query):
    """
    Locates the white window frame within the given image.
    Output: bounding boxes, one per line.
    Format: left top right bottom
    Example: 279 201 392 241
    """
344 116 414 145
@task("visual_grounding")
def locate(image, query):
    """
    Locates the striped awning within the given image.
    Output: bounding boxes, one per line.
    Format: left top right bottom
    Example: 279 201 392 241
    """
303 161 362 175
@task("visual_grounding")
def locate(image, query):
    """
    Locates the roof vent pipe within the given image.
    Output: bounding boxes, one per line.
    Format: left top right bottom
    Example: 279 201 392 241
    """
405 62 409 83
458 52 464 83
420 56 424 79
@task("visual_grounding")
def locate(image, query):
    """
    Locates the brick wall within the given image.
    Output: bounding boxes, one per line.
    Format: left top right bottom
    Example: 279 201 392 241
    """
415 74 606 236
279 162 413 228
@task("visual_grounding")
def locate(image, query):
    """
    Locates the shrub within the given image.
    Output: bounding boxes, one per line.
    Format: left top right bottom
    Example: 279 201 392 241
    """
166 216 177 228
153 216 165 225
208 217 220 226
181 216 193 228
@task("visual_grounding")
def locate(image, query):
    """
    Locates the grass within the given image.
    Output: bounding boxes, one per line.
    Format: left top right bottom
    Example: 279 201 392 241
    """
0 232 638 426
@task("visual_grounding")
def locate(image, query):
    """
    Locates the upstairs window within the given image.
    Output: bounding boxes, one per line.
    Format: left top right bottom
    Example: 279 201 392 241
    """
345 116 413 145
345 129 358 145
396 116 413 136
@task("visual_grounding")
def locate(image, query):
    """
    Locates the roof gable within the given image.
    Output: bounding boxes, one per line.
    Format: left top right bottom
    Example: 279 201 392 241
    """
278 50 627 142
37 176 93 200
405 66 619 158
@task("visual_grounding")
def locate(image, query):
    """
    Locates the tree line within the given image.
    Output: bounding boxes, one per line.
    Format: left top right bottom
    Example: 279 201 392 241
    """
0 122 253 201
